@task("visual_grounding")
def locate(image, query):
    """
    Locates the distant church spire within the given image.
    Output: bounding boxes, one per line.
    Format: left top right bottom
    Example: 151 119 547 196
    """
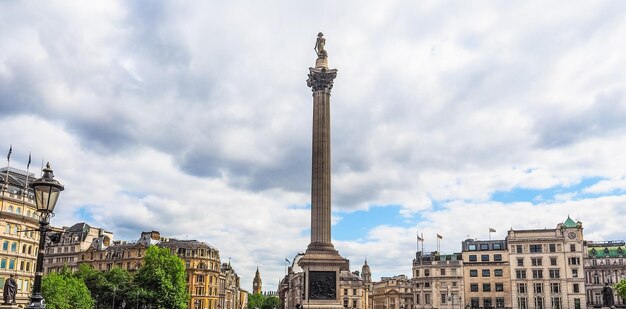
253 266 262 294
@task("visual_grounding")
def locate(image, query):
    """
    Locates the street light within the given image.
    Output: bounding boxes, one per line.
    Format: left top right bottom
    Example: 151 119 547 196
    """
26 162 64 309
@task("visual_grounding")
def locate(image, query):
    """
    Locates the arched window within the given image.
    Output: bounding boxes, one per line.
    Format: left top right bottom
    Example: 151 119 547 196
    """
22 245 27 253
1 242 7 251
15 208 21 215
4 224 9 234
13 225 18 234
7 206 12 213
8 260 14 270
0 259 6 268
10 243 16 252
26 210 31 217
28 246 32 255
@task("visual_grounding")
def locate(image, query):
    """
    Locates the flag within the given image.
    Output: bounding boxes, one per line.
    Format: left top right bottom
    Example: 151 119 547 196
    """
437 234 443 239
27 153 31 169
417 233 424 242
489 228 496 233
6 145 11 161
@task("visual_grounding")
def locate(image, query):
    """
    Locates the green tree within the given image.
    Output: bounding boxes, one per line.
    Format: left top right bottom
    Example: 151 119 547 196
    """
135 246 188 309
262 296 280 309
75 263 134 308
75 263 107 306
248 293 265 309
42 270 94 309
616 279 626 303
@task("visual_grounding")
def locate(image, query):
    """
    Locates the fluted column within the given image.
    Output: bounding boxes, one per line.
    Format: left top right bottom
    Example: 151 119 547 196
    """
306 66 337 252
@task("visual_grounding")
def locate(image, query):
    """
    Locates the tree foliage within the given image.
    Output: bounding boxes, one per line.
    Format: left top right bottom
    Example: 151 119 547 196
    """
248 293 265 309
616 279 626 302
134 246 188 309
75 263 134 308
42 268 94 309
262 296 281 309
248 294 280 309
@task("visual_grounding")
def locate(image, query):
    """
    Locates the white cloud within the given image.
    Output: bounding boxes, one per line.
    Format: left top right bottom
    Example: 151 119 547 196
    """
1 0 626 291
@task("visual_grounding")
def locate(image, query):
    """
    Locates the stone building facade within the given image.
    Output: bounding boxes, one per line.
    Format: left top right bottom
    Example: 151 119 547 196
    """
0 167 41 305
412 252 463 309
461 239 511 309
44 222 112 273
159 239 221 309
219 262 242 309
372 275 413 309
80 230 162 272
584 240 626 307
507 217 586 309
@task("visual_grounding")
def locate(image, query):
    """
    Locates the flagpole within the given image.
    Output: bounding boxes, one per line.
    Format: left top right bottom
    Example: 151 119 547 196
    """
24 153 31 197
4 145 12 196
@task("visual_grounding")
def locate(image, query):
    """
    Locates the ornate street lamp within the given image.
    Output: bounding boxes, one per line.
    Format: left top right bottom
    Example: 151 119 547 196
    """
27 163 64 309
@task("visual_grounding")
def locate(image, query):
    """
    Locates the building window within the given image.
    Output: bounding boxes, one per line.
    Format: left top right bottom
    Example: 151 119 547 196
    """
516 270 527 279
517 258 524 266
517 283 527 294
530 244 542 253
441 293 446 304
549 244 556 252
424 294 430 304
0 259 5 269
496 297 504 308
531 257 542 266
572 269 578 278
516 245 523 253
573 283 580 293
534 283 543 293
495 283 504 292
469 255 477 262
10 243 16 252
482 269 490 277
470 283 479 292
471 298 479 308
534 296 544 309
494 269 503 277
440 268 445 276
483 284 491 292
568 257 580 265
532 269 543 279
570 244 576 252
551 297 562 309
518 297 528 309
2 242 7 251
549 269 560 279
493 243 502 250
550 283 561 294
481 255 489 262
8 260 14 270
468 244 477 251
415 269 419 277
550 257 557 266
494 254 502 261
574 298 581 309
424 269 430 277
480 244 489 250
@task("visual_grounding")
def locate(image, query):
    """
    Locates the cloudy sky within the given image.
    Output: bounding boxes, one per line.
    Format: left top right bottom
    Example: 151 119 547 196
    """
2 0 626 292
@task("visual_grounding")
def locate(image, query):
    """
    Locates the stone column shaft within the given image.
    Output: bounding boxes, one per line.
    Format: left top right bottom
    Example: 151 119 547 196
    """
306 67 337 252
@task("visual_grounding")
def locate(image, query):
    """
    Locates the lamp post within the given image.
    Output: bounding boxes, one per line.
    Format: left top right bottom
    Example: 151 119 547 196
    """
26 162 64 309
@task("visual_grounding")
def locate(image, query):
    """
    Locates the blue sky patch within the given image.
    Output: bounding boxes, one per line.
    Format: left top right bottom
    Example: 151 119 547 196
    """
491 177 604 204
333 205 414 241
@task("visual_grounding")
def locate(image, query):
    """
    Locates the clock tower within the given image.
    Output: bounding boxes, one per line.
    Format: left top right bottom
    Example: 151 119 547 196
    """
253 266 262 295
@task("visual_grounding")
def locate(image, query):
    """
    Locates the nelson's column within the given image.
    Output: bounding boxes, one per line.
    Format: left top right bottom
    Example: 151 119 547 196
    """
298 32 349 309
